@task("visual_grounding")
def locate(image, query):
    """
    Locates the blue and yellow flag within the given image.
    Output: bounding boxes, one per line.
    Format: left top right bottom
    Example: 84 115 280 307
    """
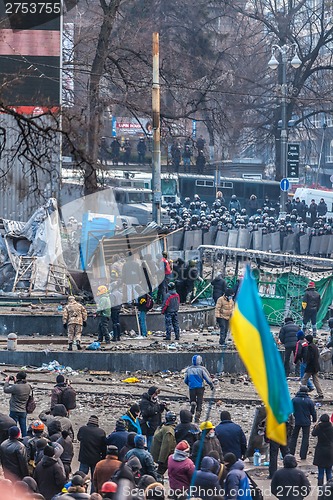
230 266 293 445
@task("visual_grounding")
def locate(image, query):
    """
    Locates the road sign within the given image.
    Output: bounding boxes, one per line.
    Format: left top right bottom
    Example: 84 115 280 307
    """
280 178 290 192
287 143 300 179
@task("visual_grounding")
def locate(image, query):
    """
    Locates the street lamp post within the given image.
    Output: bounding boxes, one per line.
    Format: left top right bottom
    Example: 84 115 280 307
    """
268 44 301 213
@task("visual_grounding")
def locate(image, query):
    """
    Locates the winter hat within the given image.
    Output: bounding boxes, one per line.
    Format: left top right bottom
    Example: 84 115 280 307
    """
308 281 316 288
138 475 156 490
176 440 190 452
283 454 297 468
220 411 231 421
134 434 146 448
224 452 237 466
299 385 309 393
16 371 27 380
148 386 159 396
43 444 55 457
127 432 137 447
71 475 85 487
107 445 119 455
56 374 65 384
8 426 20 439
180 409 192 423
130 403 140 415
115 418 126 431
297 330 305 339
305 334 313 344
22 477 38 493
88 415 99 426
36 438 48 450
320 414 330 423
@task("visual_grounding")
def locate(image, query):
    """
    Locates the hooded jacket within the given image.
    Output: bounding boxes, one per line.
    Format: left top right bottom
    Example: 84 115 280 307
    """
292 391 317 427
0 437 29 480
77 423 106 466
194 456 221 499
151 422 177 466
312 420 333 468
279 321 298 349
139 393 165 436
271 455 311 500
125 446 158 479
225 459 249 500
305 341 320 374
168 449 195 491
175 410 200 450
211 276 227 303
191 432 223 468
34 455 66 500
184 355 213 390
294 339 309 364
215 419 247 459
49 404 74 440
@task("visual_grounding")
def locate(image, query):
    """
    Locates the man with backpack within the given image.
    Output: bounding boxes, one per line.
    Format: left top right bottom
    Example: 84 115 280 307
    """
50 375 77 413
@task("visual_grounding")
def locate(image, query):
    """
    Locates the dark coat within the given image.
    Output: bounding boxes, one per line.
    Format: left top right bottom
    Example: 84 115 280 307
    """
191 434 223 468
271 455 311 500
211 276 227 303
139 392 165 436
215 420 247 459
225 459 248 500
174 410 200 451
302 289 321 312
194 457 221 500
312 421 333 468
305 343 321 374
34 455 66 500
77 424 106 466
279 321 298 349
292 391 317 427
106 430 129 452
0 413 16 444
0 437 29 480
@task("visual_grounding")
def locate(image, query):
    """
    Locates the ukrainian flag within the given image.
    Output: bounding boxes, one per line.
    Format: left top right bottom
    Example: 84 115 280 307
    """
230 266 293 445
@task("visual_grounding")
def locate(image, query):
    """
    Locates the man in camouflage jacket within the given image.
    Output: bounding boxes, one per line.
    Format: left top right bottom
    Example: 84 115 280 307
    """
62 296 88 351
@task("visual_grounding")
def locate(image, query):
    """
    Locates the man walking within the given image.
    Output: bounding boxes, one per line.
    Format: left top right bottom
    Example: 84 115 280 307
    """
294 331 315 392
215 288 234 346
302 281 321 336
301 334 324 399
162 282 180 341
62 296 88 351
279 317 299 377
184 355 214 423
289 386 317 460
3 371 31 437
96 285 111 344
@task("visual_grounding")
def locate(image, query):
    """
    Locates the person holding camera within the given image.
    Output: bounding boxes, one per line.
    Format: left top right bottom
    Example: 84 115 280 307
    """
139 386 168 451
3 371 31 437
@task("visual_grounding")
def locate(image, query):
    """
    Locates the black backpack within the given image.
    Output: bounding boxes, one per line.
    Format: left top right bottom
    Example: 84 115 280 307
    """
60 386 77 410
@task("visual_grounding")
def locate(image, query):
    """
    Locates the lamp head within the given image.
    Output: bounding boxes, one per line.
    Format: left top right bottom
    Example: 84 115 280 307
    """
291 54 301 68
268 53 279 70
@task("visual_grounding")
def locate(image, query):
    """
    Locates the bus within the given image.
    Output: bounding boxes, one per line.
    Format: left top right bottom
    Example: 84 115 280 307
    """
178 174 281 207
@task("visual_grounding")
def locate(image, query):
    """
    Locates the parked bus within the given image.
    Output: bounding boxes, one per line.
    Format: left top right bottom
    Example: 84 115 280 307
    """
178 174 281 207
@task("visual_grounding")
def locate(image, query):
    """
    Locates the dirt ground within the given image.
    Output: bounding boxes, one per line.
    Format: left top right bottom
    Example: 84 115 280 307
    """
0 326 332 499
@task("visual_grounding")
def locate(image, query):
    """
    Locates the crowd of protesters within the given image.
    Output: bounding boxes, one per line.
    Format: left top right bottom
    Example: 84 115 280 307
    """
3 354 333 500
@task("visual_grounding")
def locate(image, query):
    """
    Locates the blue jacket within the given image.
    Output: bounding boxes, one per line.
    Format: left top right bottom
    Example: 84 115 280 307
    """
215 420 247 459
121 413 142 434
106 430 129 451
225 460 251 500
184 355 213 390
292 391 317 426
194 457 222 499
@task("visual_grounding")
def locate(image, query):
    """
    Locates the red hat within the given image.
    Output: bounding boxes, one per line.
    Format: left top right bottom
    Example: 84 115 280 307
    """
176 440 190 452
308 281 315 288
101 482 117 493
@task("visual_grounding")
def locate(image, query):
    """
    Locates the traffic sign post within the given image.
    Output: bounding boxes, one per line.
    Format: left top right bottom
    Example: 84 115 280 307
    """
280 178 290 192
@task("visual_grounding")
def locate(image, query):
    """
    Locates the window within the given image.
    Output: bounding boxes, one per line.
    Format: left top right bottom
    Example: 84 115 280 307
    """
195 179 214 187
219 181 233 189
